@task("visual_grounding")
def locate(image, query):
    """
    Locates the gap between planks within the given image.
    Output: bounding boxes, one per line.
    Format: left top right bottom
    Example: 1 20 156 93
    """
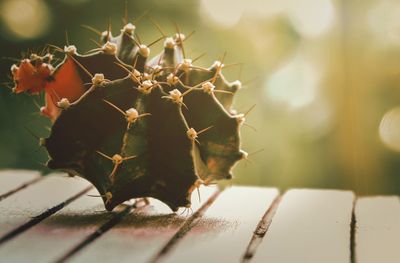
0 186 93 246
242 195 282 262
148 190 221 263
250 189 355 263
0 173 94 246
54 204 135 263
0 170 43 202
152 187 280 263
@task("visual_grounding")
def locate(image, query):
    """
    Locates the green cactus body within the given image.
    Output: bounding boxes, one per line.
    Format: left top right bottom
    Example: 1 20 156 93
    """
10 21 246 211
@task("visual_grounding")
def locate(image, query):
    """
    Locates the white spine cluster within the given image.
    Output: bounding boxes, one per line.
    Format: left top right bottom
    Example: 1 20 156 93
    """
174 33 186 44
186 128 198 141
168 89 183 104
112 154 123 164
142 73 152 81
102 42 117 55
240 150 249 160
179 59 192 72
64 45 77 55
133 69 141 78
212 60 224 69
101 31 110 40
122 23 136 34
164 37 175 49
152 65 163 77
138 45 150 58
57 98 71 109
236 113 245 124
138 80 153 94
125 108 139 123
202 81 215 94
30 54 40 61
92 73 105 85
167 73 179 86
11 64 19 76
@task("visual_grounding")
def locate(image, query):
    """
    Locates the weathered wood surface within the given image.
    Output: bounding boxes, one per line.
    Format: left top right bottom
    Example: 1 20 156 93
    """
251 189 354 263
0 170 399 263
159 187 279 263
0 174 91 241
355 196 400 263
0 188 110 263
0 170 40 199
67 186 219 263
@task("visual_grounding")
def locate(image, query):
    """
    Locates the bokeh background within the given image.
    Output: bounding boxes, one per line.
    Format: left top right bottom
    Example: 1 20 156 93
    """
1 0 400 195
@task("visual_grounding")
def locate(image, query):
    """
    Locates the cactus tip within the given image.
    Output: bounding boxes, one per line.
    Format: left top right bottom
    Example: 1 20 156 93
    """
102 42 117 55
125 108 139 123
240 150 248 160
168 89 183 104
92 73 105 85
164 37 175 49
138 44 150 57
174 33 186 44
202 81 215 94
64 45 77 55
186 128 198 141
11 64 19 76
166 73 179 86
138 79 153 94
112 154 123 164
122 23 136 34
57 98 71 109
179 58 192 72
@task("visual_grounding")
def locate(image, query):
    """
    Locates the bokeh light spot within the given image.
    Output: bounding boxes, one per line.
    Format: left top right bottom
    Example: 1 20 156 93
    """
265 54 319 109
0 0 51 40
288 0 335 38
200 0 243 28
368 1 400 45
379 107 400 152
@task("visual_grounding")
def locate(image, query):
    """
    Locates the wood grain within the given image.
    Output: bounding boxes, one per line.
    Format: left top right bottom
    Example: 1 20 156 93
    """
0 170 41 200
158 186 279 263
0 188 113 263
355 196 400 263
0 174 91 240
251 189 354 263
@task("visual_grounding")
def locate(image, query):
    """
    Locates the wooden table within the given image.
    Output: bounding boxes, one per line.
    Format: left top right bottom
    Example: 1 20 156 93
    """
0 170 399 263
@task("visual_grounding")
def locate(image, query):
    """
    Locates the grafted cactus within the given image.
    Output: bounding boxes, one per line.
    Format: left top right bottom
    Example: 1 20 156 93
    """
9 20 247 211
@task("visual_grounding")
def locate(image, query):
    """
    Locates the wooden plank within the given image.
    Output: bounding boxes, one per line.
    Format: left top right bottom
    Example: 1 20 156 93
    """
0 170 41 200
355 196 400 263
0 188 114 263
251 189 354 263
67 185 219 263
158 186 279 263
0 174 91 241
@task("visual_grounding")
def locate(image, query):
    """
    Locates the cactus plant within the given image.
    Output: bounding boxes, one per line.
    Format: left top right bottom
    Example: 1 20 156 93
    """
9 20 247 212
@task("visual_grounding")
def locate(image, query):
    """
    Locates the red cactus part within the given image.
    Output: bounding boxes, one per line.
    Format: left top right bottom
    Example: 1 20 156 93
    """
12 59 52 94
42 57 86 121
